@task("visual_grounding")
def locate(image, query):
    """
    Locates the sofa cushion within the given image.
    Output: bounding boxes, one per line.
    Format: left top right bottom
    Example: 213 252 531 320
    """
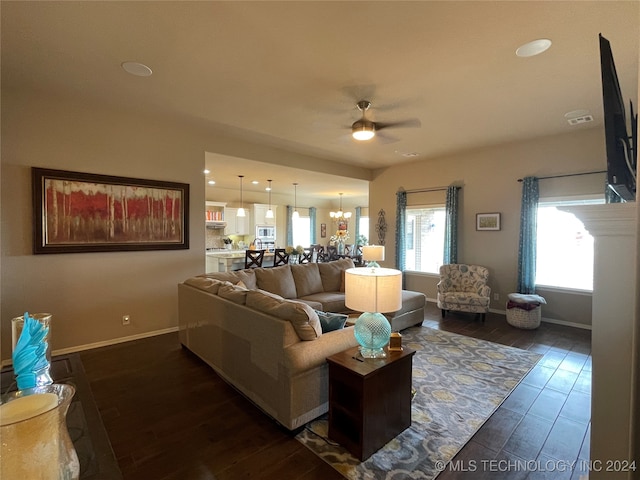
201 269 257 290
315 311 348 333
317 258 354 292
246 289 321 341
290 263 324 297
234 269 258 290
298 292 349 313
217 284 249 304
255 264 297 298
184 277 230 294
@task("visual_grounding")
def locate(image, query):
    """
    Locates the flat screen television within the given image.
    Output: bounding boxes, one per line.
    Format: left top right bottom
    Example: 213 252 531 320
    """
599 34 637 202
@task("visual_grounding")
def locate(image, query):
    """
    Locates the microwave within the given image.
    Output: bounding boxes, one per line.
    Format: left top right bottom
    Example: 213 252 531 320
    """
256 225 275 239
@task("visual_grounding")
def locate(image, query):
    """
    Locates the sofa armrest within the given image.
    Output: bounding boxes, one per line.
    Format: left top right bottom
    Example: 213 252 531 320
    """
282 327 358 375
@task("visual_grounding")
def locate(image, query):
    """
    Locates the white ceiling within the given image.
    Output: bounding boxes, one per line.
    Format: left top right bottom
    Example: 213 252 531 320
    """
2 1 638 201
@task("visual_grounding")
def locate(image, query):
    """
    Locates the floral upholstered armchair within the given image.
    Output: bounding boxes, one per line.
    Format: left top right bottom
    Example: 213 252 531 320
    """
437 264 491 322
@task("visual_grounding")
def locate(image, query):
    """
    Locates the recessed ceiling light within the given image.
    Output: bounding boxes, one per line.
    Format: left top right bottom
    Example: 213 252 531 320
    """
515 39 552 57
208 180 215 185
203 169 210 174
252 180 259 185
121 61 153 77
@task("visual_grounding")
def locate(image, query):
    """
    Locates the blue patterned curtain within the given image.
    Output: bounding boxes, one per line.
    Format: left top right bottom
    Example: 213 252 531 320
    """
517 177 539 293
309 207 317 244
395 191 407 271
286 205 293 246
354 206 361 245
443 186 460 264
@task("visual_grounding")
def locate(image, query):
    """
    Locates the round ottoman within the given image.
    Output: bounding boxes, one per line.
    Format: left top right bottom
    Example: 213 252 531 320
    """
506 293 546 330
506 303 541 329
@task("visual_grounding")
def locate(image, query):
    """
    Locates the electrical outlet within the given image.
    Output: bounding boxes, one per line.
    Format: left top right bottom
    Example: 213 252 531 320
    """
493 293 500 301
122 315 131 326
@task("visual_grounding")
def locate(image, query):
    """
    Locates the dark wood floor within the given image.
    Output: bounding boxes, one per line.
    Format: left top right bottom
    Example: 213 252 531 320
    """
80 302 591 480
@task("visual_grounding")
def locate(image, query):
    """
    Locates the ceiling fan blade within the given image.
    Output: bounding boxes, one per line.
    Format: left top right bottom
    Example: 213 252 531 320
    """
374 132 400 144
376 118 422 130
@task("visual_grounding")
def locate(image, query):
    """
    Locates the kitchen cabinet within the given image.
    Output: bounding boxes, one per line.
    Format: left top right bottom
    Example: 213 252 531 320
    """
206 201 226 229
253 203 277 226
224 207 251 235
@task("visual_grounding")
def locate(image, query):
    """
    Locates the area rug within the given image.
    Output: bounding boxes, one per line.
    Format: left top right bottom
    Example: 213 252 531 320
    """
295 325 541 480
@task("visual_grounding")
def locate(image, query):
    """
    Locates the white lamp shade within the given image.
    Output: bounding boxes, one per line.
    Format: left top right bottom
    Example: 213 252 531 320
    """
362 245 385 262
345 267 402 313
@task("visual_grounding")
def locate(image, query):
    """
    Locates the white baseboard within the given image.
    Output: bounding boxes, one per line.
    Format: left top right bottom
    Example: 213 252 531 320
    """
490 307 592 330
539 316 592 330
1 327 179 368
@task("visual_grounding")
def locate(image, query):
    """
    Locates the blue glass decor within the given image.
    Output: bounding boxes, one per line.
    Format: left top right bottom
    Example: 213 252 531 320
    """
354 312 392 358
12 312 52 390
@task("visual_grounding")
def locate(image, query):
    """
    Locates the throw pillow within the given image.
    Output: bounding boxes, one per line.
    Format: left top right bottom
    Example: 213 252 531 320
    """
315 310 348 333
246 290 321 341
234 269 257 290
184 277 228 295
217 284 249 305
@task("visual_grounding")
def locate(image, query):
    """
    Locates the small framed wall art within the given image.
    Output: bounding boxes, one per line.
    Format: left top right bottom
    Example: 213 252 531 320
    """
476 212 501 231
320 223 327 238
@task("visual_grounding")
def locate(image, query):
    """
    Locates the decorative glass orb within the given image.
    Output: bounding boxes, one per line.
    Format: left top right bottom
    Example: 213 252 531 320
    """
354 312 391 358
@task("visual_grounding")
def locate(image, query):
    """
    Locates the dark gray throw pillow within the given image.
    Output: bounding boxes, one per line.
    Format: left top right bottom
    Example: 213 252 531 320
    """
315 310 348 333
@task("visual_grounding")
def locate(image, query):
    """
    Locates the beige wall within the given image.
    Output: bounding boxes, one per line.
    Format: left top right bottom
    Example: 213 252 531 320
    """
370 128 607 328
0 89 369 361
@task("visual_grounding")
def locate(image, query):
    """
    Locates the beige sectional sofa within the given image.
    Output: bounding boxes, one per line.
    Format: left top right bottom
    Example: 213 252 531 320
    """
178 258 426 430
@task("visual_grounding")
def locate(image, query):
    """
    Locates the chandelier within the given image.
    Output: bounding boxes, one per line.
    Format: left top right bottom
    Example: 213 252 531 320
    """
330 193 352 221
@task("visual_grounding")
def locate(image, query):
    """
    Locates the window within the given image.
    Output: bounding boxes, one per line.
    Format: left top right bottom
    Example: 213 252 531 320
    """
358 216 369 244
292 215 310 247
404 206 446 274
536 198 603 291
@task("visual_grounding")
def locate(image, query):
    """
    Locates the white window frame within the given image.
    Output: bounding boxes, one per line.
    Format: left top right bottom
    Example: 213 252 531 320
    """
404 204 446 275
535 195 604 292
292 214 311 247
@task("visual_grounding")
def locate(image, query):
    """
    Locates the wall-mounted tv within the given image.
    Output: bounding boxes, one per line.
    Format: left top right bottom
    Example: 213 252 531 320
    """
599 34 637 202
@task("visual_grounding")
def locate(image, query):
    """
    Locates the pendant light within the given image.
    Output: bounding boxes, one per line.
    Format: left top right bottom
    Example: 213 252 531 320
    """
292 183 299 219
265 180 274 219
237 175 246 217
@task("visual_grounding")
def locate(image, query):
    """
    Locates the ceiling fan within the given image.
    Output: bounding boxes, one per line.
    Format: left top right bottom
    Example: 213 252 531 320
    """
351 100 421 141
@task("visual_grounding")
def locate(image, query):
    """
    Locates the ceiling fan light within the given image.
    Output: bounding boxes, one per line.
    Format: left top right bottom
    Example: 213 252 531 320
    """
352 119 375 141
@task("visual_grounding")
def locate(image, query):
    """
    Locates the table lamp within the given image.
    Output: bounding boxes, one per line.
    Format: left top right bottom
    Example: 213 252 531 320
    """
362 245 385 269
345 267 402 358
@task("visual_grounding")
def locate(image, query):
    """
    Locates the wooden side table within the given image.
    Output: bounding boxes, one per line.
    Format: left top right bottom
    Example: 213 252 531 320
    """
326 345 415 461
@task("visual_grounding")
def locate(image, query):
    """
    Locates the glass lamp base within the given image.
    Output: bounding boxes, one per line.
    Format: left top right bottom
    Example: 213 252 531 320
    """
354 312 391 359
358 346 387 358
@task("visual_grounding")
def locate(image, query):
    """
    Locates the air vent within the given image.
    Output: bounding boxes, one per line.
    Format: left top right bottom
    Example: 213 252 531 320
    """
567 115 594 126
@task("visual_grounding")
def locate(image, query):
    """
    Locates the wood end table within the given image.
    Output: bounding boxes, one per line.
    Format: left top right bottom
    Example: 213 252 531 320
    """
326 345 415 461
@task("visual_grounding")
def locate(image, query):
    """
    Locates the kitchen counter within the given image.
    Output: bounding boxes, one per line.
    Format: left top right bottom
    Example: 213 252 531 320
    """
206 250 274 272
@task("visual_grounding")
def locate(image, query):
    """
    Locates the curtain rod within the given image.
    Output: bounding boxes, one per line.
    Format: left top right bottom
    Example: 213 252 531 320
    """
517 170 606 182
401 186 451 194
